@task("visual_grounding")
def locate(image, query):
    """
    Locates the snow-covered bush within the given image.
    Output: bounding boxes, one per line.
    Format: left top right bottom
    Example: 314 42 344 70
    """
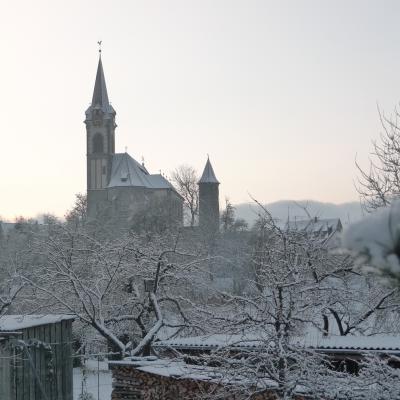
342 201 400 285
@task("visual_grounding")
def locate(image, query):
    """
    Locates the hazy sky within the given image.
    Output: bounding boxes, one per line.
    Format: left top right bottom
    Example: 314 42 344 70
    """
1 0 400 220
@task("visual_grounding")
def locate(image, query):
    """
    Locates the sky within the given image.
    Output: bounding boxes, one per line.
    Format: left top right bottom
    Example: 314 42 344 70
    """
1 0 400 220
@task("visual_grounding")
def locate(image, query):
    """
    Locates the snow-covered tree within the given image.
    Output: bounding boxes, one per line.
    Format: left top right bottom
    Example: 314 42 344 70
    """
356 106 400 212
189 204 400 399
342 200 400 287
24 221 209 358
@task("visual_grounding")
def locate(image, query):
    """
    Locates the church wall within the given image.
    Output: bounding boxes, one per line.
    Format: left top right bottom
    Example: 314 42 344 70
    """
104 187 183 229
87 189 109 220
107 187 148 225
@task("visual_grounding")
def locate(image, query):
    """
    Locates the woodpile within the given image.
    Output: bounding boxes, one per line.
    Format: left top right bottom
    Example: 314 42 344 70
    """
110 365 144 399
110 360 304 400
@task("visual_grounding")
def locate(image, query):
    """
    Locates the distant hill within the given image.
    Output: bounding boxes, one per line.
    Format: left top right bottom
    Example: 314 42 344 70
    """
234 200 364 228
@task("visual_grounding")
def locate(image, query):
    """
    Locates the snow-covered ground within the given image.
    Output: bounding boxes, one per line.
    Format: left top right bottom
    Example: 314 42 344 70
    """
73 360 112 400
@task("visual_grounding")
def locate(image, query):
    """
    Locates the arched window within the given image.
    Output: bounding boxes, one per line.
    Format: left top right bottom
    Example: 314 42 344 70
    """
93 133 104 153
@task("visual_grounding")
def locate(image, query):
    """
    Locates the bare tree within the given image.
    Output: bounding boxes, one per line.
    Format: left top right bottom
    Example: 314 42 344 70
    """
65 193 87 226
220 198 235 233
0 220 36 316
188 203 400 399
191 208 338 398
171 165 199 227
356 106 400 212
24 222 209 358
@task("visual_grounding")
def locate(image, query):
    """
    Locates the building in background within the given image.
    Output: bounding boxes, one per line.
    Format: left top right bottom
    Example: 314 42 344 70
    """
198 157 220 233
85 54 183 229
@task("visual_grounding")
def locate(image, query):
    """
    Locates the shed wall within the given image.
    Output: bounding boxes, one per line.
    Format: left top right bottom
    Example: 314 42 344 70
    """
1 319 73 400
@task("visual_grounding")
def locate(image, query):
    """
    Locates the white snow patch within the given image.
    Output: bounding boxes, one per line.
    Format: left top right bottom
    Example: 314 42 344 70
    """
73 360 112 400
0 314 74 331
342 201 400 277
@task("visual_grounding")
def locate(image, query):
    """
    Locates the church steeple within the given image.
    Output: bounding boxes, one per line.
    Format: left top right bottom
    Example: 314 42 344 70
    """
85 53 115 120
92 57 110 110
85 51 117 219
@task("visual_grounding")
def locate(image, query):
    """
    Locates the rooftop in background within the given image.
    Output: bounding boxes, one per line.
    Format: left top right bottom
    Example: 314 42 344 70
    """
286 217 343 234
154 333 400 354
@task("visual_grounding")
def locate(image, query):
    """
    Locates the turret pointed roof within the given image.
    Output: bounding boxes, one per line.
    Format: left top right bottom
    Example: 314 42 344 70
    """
92 57 110 108
199 157 219 184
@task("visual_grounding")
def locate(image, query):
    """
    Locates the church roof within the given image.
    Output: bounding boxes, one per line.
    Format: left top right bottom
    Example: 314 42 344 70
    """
86 56 115 116
199 157 219 184
108 153 177 191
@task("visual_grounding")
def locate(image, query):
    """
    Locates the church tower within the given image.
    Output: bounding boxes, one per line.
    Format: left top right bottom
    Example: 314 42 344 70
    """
198 157 220 232
84 53 116 218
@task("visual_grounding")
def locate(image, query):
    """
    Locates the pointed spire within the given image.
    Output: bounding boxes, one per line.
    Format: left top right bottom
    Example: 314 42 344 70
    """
92 56 110 109
199 156 219 184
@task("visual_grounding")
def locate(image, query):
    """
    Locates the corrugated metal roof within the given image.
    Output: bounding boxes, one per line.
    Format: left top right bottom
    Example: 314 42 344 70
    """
305 335 400 352
154 334 400 352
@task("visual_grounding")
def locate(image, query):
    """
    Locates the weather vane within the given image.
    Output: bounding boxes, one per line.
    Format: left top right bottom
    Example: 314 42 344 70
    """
97 40 102 54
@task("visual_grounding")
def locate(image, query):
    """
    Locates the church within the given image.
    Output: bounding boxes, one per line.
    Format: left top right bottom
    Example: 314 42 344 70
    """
85 53 220 230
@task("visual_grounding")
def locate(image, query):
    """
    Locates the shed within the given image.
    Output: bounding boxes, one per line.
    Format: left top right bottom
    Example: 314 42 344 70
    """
0 314 74 400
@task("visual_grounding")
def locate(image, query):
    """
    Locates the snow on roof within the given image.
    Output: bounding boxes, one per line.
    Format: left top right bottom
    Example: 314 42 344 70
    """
154 333 264 350
304 335 400 352
154 333 400 353
108 153 150 188
109 357 199 379
147 174 176 190
0 315 74 331
108 153 177 192
109 356 278 388
198 157 219 184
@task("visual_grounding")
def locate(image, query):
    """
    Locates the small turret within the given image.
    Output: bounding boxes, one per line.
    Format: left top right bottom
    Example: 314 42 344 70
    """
198 157 220 232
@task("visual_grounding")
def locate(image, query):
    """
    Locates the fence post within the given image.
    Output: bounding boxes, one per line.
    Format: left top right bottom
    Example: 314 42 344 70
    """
98 355 100 400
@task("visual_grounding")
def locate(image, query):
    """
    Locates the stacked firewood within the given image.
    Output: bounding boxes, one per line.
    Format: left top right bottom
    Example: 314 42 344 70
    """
111 365 144 400
110 363 302 400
